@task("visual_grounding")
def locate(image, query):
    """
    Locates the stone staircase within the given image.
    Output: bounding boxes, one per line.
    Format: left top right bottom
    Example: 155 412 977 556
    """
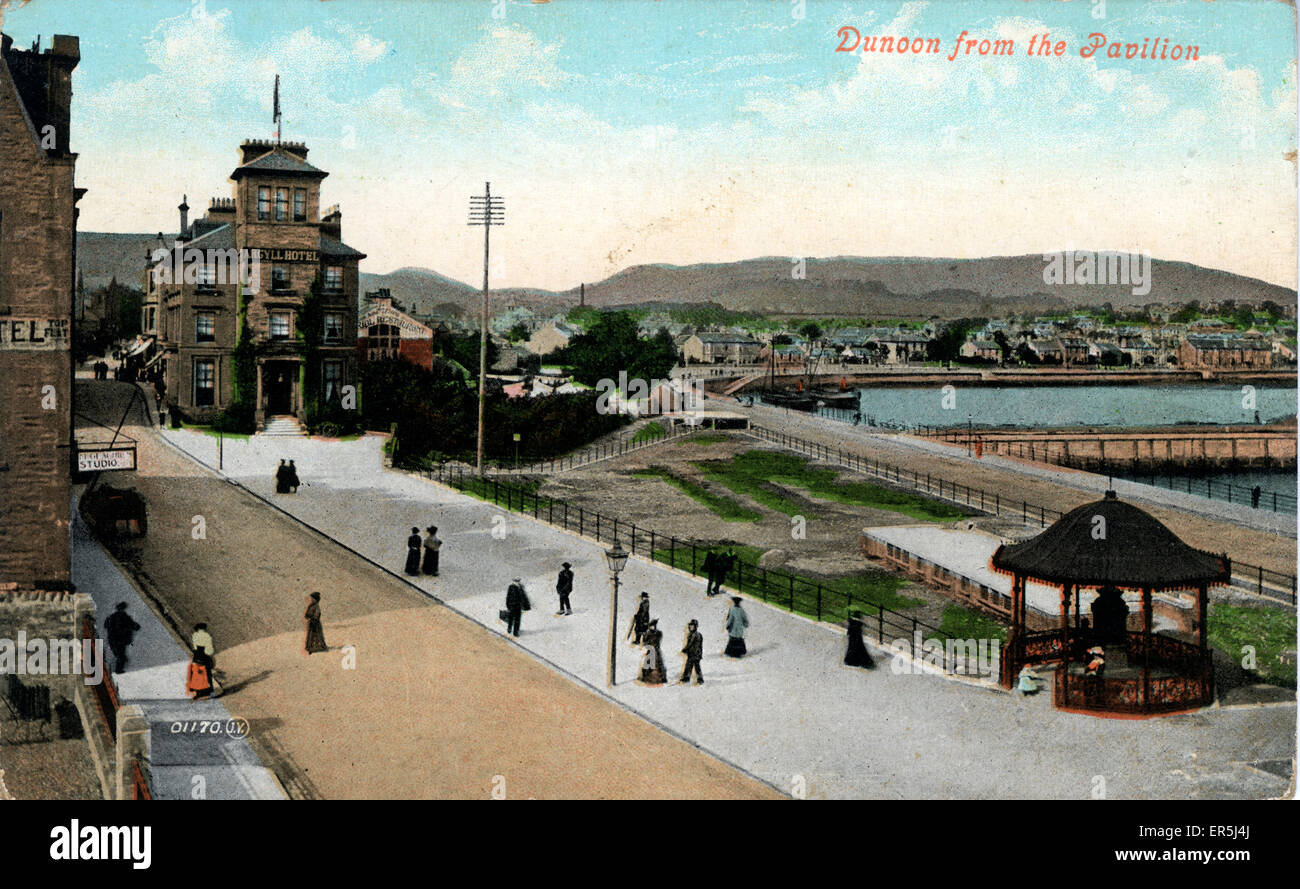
260 414 307 437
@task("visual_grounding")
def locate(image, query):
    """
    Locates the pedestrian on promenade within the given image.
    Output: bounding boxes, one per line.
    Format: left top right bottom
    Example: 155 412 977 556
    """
188 623 217 699
702 551 718 595
422 526 442 576
1017 665 1041 695
724 597 749 658
627 592 651 645
843 610 875 669
304 592 328 654
274 459 290 494
404 527 422 575
680 619 704 685
504 578 530 637
287 460 301 493
103 602 140 674
638 619 667 685
555 561 574 615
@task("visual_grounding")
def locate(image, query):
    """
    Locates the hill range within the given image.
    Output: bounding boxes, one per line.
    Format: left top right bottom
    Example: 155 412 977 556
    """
77 233 1296 321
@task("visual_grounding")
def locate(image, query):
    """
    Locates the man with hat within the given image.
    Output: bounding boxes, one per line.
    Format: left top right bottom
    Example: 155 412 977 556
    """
627 592 652 645
680 619 704 685
103 602 141 674
505 577 530 637
555 561 574 616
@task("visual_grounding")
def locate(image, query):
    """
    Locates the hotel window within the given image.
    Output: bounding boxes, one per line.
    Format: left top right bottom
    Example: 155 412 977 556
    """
293 188 306 222
323 360 343 403
324 266 342 291
271 265 289 290
195 311 215 343
194 358 215 407
323 312 344 343
196 264 215 286
270 312 291 341
275 188 289 221
257 187 270 220
367 323 400 361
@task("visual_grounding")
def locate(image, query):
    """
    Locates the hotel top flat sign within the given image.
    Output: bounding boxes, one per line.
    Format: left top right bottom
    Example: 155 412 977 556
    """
248 247 319 263
0 317 70 351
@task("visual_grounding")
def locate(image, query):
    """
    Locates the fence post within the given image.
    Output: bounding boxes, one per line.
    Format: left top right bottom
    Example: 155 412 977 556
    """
596 513 602 541
815 584 821 622
670 536 675 568
650 530 656 561
878 609 884 644
579 508 584 537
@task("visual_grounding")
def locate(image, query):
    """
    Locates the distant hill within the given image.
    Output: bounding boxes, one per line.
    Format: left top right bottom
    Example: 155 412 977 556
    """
76 236 1296 321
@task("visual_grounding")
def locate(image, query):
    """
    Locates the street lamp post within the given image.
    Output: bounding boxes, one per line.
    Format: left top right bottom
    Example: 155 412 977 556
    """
605 539 629 687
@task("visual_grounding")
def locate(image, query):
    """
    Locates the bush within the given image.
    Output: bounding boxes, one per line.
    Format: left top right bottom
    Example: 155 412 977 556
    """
211 402 256 434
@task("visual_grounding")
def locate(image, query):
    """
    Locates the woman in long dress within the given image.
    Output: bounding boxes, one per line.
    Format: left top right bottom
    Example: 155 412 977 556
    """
724 597 749 658
304 592 328 654
403 527 422 575
843 610 875 668
638 620 667 685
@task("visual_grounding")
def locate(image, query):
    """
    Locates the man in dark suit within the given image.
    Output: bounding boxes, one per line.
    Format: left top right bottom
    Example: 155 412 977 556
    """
555 562 574 615
505 578 529 637
680 619 704 685
104 602 141 674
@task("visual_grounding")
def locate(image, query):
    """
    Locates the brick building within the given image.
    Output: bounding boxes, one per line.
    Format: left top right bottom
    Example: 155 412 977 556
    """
358 289 433 371
145 139 365 427
0 32 81 595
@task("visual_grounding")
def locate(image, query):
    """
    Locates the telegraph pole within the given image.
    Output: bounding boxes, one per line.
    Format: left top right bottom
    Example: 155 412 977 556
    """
468 183 504 475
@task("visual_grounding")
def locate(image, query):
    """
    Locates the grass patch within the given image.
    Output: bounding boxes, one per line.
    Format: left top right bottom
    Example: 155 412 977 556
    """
680 433 730 446
936 604 1007 644
632 421 667 444
633 468 762 523
1207 604 1296 687
190 425 252 441
698 450 965 522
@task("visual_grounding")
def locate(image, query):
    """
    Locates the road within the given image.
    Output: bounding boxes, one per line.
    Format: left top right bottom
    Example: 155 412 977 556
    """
74 381 778 799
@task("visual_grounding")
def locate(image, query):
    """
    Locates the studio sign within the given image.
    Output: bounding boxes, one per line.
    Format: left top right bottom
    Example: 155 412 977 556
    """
248 247 319 263
0 317 70 351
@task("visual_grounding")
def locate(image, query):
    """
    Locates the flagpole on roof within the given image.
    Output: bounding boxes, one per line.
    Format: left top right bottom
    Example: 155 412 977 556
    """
273 74 282 143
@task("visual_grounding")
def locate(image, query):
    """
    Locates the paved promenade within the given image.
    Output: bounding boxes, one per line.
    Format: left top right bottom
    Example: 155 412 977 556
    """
161 424 1296 799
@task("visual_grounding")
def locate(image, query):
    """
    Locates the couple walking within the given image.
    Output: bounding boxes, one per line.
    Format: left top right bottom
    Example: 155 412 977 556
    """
274 459 300 494
404 526 442 576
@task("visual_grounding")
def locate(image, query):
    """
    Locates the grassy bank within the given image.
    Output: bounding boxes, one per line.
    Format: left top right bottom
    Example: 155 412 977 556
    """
634 468 762 522
698 450 967 522
1207 604 1297 686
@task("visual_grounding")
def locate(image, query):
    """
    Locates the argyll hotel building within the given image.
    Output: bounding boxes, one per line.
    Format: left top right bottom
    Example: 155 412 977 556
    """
146 139 365 426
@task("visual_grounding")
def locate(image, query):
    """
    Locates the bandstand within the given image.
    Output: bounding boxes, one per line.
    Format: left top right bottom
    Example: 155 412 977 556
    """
990 490 1230 716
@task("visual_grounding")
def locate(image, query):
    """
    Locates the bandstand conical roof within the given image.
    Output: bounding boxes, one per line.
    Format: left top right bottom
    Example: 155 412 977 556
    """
990 490 1230 591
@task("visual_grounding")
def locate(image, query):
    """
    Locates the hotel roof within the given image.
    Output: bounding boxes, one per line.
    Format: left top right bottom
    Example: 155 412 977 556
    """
231 148 328 180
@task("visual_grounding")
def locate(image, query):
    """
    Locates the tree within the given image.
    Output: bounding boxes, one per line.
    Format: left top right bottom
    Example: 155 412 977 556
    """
506 322 530 343
797 321 823 343
555 311 677 386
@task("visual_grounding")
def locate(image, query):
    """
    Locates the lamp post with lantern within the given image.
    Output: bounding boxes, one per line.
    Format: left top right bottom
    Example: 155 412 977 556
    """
605 539 629 687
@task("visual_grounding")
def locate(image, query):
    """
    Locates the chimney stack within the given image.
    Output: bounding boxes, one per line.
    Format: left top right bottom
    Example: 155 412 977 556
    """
580 282 585 307
178 195 190 238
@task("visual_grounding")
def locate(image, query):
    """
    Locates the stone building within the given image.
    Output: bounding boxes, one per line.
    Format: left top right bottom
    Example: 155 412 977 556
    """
0 32 81 597
1177 334 1273 370
145 139 365 428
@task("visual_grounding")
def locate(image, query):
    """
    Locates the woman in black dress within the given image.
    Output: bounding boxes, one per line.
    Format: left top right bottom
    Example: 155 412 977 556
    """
637 620 667 685
403 527 422 575
844 610 875 668
304 592 327 654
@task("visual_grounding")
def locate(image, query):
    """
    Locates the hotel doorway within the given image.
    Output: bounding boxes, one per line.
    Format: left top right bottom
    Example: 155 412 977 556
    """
264 362 296 415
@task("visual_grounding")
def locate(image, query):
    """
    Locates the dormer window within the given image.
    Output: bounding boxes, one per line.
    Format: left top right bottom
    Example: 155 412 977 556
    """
275 188 288 221
293 188 306 222
257 187 270 221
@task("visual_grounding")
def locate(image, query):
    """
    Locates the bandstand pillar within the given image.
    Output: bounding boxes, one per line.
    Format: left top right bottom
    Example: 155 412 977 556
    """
1141 586 1153 709
1196 583 1208 651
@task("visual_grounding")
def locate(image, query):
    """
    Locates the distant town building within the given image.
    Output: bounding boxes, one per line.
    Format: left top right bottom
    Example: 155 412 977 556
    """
145 138 366 426
959 339 1001 362
680 332 763 364
524 320 578 356
1177 334 1273 369
358 289 432 370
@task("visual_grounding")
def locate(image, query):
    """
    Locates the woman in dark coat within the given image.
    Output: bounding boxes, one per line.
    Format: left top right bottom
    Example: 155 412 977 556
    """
404 527 422 575
274 459 290 494
304 592 327 654
638 620 667 685
844 610 875 669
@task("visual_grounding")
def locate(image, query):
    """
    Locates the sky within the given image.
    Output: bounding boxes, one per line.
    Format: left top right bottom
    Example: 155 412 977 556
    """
3 0 1297 290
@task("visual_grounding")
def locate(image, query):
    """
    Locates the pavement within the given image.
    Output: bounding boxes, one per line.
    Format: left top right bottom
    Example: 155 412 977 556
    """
155 416 1297 800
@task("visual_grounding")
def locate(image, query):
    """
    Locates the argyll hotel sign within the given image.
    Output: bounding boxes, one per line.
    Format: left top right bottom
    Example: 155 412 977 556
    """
247 247 319 263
